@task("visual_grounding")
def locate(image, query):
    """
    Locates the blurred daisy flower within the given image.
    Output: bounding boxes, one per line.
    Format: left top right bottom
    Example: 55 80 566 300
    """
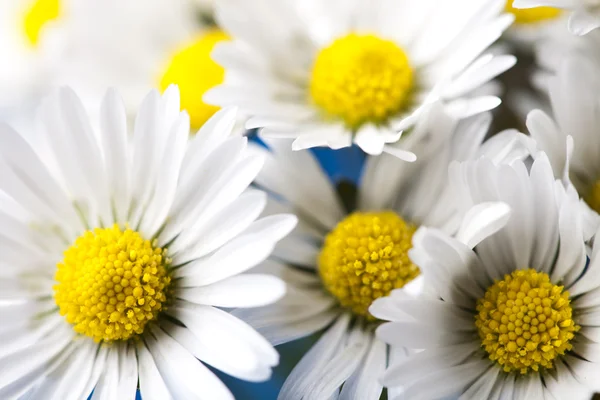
375 152 600 399
0 87 297 399
232 106 532 399
206 0 516 158
524 55 600 234
52 0 228 131
513 0 600 35
0 0 65 110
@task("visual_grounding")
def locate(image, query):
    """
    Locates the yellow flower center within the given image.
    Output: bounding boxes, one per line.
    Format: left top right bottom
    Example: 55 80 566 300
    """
505 0 561 25
54 225 171 342
584 180 600 214
318 211 418 318
475 269 579 374
159 29 228 130
23 0 60 46
310 34 414 130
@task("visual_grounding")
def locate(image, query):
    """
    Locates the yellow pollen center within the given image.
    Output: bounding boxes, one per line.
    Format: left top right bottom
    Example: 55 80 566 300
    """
318 211 418 318
475 269 579 374
54 225 171 342
159 29 228 130
584 180 600 214
23 0 60 46
310 34 414 130
505 0 561 25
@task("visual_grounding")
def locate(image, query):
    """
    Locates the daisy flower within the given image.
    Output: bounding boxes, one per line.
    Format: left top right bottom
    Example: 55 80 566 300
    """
52 0 228 130
0 0 64 110
374 152 600 399
524 54 600 235
0 86 297 399
513 0 600 35
206 0 516 158
233 106 532 399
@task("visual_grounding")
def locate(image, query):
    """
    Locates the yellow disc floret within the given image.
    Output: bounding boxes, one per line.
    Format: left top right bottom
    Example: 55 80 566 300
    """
23 0 60 46
310 34 414 130
54 225 171 342
159 29 228 130
475 269 579 374
505 1 561 25
584 180 600 215
318 211 418 318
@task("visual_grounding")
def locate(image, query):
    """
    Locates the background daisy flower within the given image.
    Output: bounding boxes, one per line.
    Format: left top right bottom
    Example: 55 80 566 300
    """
0 86 296 399
514 0 600 35
50 0 227 131
0 0 65 112
206 0 516 157
232 106 532 399
374 153 600 399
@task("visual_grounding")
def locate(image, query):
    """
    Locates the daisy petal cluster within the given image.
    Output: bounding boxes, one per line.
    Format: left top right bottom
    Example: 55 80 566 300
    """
3 0 600 399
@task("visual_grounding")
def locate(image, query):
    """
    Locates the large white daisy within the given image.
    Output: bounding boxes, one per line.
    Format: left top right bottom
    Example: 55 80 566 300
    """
524 54 600 235
232 106 532 399
374 152 600 399
0 86 297 399
206 0 516 158
51 0 227 131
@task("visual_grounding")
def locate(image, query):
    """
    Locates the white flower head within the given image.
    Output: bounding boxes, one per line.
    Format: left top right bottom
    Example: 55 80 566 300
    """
232 105 533 399
0 86 297 399
206 0 516 158
513 0 600 35
374 153 600 399
51 0 230 131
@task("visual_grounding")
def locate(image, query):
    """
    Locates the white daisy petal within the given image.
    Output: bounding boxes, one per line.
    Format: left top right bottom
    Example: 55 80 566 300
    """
400 359 490 400
376 321 468 348
279 314 351 400
175 214 297 286
456 202 511 249
90 347 120 400
99 88 131 223
306 328 371 399
25 340 98 400
162 320 271 383
165 303 278 378
176 274 286 308
160 143 265 245
569 9 600 35
115 344 138 400
137 341 173 400
0 123 81 235
138 112 190 237
146 326 233 400
258 310 339 347
0 324 74 395
338 338 386 400
169 190 267 263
